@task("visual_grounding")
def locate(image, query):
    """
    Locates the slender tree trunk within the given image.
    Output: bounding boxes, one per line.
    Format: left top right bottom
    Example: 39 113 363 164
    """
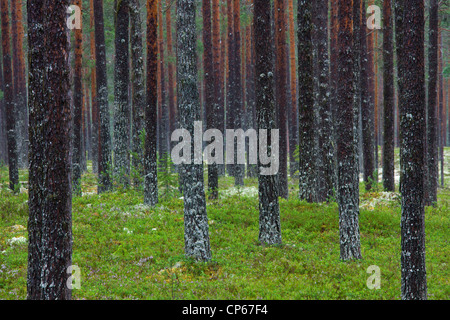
10 0 27 169
90 0 99 174
254 0 282 246
298 0 316 202
337 0 362 261
382 0 395 192
203 0 219 199
93 0 112 193
396 0 427 300
0 0 19 191
72 0 83 195
27 0 72 300
0 63 6 165
166 0 177 139
130 0 146 185
287 0 298 178
274 0 289 199
438 28 444 188
315 0 334 202
113 0 131 187
144 0 159 206
361 0 375 191
330 0 339 192
177 0 212 261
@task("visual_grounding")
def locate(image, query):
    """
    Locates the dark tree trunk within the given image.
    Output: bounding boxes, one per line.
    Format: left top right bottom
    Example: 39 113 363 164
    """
177 0 212 261
287 0 298 178
27 0 72 300
426 0 438 205
382 0 395 192
315 0 334 202
113 0 131 187
336 0 362 261
129 0 145 185
89 0 99 174
10 0 28 169
297 0 316 202
254 0 282 246
274 0 289 199
144 0 158 206
361 0 375 191
0 0 19 191
203 0 219 199
396 0 427 300
93 0 112 193
72 0 83 195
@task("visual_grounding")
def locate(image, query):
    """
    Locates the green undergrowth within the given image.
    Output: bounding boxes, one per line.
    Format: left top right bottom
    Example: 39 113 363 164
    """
0 155 448 300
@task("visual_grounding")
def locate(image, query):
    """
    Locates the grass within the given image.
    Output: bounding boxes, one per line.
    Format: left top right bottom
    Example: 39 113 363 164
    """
0 149 449 300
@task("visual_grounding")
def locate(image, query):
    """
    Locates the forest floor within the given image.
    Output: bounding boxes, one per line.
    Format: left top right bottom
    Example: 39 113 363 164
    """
0 149 448 300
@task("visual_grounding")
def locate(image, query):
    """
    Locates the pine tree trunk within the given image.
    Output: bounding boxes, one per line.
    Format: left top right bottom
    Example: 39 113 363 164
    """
203 0 219 199
382 0 395 192
93 0 112 193
254 0 282 246
315 0 334 202
130 0 145 185
0 0 19 191
177 0 212 261
337 0 362 261
10 0 28 169
274 0 289 199
396 0 427 300
73 0 83 195
287 0 298 178
113 0 131 187
361 0 375 191
89 0 99 174
27 0 72 300
297 0 317 203
144 0 159 206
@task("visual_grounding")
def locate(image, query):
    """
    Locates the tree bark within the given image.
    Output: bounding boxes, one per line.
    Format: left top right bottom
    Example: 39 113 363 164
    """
297 0 317 203
130 0 145 185
254 0 282 246
396 0 427 300
113 0 131 187
337 0 362 261
382 0 395 192
274 0 289 199
27 0 72 300
177 0 212 261
10 0 27 168
93 0 112 193
0 0 19 191
73 0 84 195
144 0 159 206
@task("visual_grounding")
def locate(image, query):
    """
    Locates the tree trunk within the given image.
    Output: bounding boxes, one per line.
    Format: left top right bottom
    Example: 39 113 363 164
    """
274 0 289 199
382 0 395 191
73 0 83 195
113 0 131 187
144 0 159 206
254 0 282 246
93 0 112 193
396 0 427 300
361 0 375 191
27 0 72 300
10 0 28 169
0 0 19 191
297 0 317 202
89 0 99 174
203 0 219 199
315 0 334 202
337 0 362 261
177 0 212 261
129 0 146 185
